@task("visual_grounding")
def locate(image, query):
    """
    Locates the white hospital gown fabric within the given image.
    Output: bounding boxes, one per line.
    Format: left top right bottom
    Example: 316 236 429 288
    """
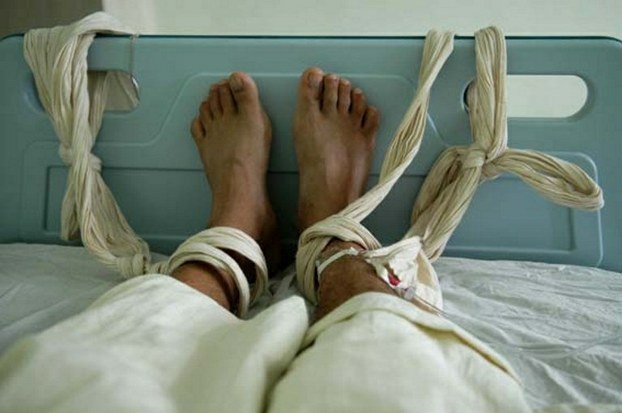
0 275 307 413
269 293 530 413
0 275 531 413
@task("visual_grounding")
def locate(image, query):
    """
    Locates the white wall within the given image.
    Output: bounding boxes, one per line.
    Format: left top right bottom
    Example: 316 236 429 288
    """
102 0 621 39
101 0 620 118
3 0 620 117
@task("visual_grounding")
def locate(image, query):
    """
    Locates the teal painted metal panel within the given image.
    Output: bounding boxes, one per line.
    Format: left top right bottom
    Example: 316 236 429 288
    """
0 35 619 270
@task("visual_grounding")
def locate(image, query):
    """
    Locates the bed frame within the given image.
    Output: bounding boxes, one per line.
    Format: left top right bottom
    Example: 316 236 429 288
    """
0 34 620 271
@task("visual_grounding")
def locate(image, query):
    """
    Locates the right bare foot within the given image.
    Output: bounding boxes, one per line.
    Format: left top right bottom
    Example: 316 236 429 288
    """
294 67 380 231
175 73 278 313
190 72 279 274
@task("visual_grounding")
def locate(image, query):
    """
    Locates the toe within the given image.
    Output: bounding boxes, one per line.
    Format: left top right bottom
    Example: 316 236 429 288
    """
362 106 380 136
208 85 222 117
351 88 367 124
298 67 324 107
337 78 351 114
322 74 339 112
219 80 236 114
229 72 260 113
191 117 204 142
199 99 212 127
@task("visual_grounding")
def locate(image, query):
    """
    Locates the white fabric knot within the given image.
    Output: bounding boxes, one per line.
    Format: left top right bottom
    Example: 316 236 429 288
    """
460 145 504 181
461 146 487 169
480 160 501 180
59 145 102 172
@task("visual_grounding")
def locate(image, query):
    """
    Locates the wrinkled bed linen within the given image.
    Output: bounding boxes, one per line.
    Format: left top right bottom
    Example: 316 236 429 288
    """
0 244 166 353
434 258 622 410
0 244 620 410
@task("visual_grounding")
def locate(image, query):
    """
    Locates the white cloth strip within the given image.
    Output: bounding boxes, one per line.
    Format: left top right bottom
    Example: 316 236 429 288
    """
315 247 361 281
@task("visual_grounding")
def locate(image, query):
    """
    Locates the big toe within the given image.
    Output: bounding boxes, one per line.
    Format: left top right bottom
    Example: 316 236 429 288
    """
297 67 324 107
229 72 261 112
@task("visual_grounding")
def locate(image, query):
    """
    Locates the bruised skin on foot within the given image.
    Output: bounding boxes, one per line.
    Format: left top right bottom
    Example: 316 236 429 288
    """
190 72 279 269
294 67 380 231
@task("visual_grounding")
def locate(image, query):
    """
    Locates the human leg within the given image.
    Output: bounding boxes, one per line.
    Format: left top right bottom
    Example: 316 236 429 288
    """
173 71 278 313
266 67 530 413
291 66 386 319
0 73 307 413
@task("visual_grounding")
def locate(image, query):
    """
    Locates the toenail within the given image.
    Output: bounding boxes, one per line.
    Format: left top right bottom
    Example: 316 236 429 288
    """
308 72 322 87
340 79 350 86
230 74 244 92
326 74 338 82
354 88 362 95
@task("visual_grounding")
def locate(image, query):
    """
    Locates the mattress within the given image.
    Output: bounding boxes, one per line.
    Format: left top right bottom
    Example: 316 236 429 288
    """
0 243 620 410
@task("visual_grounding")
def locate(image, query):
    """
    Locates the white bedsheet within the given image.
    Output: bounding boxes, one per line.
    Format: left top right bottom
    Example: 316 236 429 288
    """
0 243 620 410
434 258 622 410
0 244 122 353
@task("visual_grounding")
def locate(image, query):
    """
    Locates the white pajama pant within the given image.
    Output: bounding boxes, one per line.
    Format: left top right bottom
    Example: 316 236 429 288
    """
0 274 531 413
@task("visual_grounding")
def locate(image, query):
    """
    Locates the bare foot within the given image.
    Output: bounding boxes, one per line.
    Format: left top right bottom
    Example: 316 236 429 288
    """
191 72 278 271
294 67 384 319
294 67 380 231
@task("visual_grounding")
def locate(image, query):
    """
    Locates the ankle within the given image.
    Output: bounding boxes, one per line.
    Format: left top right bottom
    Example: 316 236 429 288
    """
314 239 396 321
172 261 240 312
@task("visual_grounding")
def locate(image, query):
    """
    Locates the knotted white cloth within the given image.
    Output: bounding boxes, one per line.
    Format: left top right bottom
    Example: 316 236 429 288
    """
406 28 603 261
297 27 603 307
24 12 267 316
